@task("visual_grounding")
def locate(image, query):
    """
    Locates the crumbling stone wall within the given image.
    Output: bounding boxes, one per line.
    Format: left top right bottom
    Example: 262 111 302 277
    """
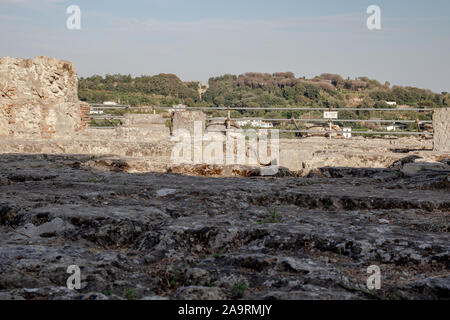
122 114 166 127
170 111 206 136
0 56 89 139
433 108 450 153
114 113 170 141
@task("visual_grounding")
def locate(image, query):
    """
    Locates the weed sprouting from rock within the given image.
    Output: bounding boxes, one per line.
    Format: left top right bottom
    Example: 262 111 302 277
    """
231 281 247 298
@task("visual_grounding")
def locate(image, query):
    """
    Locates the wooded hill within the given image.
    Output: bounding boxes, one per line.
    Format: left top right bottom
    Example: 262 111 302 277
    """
79 72 450 110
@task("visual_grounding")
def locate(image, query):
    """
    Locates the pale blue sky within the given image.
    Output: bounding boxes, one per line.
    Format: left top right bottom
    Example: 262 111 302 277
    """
1 0 449 92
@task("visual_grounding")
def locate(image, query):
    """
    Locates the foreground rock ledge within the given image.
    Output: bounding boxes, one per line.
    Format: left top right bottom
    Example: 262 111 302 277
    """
0 153 448 300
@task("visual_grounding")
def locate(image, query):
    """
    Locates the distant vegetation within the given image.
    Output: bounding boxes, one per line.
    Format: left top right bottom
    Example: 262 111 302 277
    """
79 72 449 110
203 72 449 109
78 73 205 107
79 72 447 134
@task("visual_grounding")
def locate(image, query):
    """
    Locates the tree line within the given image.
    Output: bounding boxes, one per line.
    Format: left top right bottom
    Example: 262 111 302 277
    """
78 72 449 109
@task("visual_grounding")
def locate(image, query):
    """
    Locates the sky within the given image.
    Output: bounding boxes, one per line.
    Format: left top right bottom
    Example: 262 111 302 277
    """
0 0 449 92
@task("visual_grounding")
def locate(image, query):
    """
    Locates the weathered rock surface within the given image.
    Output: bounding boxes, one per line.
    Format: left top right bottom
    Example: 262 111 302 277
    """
0 153 448 300
0 55 448 300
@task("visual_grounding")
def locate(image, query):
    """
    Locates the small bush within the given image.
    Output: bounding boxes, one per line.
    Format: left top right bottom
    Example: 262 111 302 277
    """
232 281 247 298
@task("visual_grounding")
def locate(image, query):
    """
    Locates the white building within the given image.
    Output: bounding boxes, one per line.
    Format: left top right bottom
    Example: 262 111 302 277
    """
171 104 187 113
236 120 250 127
249 120 273 128
234 118 274 129
259 122 274 129
387 122 407 131
89 110 104 115
386 101 397 106
103 101 117 106
386 125 396 131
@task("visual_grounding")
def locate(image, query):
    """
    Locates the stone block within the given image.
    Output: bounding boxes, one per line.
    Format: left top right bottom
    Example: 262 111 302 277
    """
0 56 88 139
170 111 205 136
433 108 450 152
122 114 167 127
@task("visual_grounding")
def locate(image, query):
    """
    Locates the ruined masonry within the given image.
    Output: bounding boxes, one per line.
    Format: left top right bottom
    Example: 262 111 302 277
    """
0 56 90 139
433 107 450 153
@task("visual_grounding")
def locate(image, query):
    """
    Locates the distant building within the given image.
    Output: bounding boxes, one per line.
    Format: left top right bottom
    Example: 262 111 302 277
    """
89 110 104 115
235 118 274 129
170 104 187 113
258 122 274 129
386 125 396 131
249 120 274 129
236 120 250 127
387 122 407 131
103 101 117 105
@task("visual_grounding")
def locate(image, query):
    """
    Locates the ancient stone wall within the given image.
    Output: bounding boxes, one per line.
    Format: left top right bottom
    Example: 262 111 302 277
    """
122 113 167 127
433 108 450 153
0 56 89 139
108 113 170 141
170 111 206 136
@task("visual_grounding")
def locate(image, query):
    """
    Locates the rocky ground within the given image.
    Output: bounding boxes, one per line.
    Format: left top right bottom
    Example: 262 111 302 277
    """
0 152 449 300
